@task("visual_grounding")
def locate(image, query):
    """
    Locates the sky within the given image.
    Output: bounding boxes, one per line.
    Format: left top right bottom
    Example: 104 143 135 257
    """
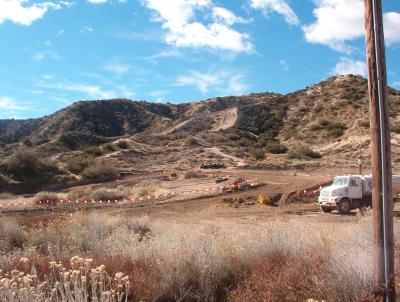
0 0 400 119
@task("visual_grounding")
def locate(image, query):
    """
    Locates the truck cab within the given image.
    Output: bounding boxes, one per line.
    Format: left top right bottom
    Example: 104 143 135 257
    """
317 175 369 214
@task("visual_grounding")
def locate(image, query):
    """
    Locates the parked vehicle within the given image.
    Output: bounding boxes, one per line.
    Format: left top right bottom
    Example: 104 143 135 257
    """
200 162 225 169
317 174 400 214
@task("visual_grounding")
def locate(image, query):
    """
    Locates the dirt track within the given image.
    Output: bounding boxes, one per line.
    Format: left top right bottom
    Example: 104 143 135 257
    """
1 168 356 224
211 107 238 132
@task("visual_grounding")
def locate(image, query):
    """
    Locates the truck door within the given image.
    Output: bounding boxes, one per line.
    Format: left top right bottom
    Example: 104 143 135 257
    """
348 177 362 199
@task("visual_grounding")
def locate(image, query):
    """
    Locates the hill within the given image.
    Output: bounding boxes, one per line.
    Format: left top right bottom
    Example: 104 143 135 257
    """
1 74 400 183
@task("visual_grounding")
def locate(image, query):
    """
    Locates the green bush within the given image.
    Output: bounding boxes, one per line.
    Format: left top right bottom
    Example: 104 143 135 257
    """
22 139 33 147
103 144 115 152
250 148 266 160
185 136 199 146
309 123 323 131
82 147 103 157
312 104 323 114
81 161 119 179
116 140 129 149
4 149 60 181
287 146 322 159
266 143 288 154
391 125 400 134
58 133 78 150
66 157 92 174
359 120 370 128
326 122 347 138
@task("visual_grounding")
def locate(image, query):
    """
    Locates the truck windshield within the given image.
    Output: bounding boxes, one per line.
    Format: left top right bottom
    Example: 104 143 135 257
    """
332 177 348 186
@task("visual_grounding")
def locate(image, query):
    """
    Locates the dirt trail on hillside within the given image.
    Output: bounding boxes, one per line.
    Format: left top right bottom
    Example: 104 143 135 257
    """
206 147 242 163
160 119 194 135
211 107 238 132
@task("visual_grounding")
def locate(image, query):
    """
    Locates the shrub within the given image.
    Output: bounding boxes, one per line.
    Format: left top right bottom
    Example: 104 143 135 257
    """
185 136 199 147
91 188 126 201
116 140 129 149
184 171 205 179
392 124 400 134
313 104 323 114
0 220 26 250
327 127 345 138
103 143 115 152
58 133 78 149
318 119 329 127
287 146 322 159
359 120 370 128
250 148 266 160
66 156 93 174
22 139 32 147
35 191 58 201
4 149 60 181
266 143 288 154
81 161 119 179
309 123 323 131
82 147 103 157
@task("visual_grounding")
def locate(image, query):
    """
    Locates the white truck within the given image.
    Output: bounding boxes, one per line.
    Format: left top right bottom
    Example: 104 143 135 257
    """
317 175 400 214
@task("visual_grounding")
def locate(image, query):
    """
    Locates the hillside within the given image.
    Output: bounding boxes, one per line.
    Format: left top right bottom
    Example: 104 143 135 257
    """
1 74 400 183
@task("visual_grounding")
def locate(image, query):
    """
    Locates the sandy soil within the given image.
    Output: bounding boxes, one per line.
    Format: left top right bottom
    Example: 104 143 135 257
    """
0 167 372 225
211 107 238 132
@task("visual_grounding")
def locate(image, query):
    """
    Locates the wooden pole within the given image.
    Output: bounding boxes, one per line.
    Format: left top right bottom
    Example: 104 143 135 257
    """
364 0 395 301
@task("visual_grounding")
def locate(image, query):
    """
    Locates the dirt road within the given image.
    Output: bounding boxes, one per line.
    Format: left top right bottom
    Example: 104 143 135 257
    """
211 107 238 132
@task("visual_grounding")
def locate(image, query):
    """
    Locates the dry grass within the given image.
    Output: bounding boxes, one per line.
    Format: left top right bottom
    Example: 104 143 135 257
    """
1 213 398 301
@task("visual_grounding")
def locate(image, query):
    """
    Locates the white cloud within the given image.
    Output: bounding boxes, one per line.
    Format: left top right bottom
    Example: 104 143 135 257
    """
34 49 61 61
392 81 400 88
250 0 299 26
176 69 248 95
0 0 67 26
56 29 64 36
103 63 130 75
331 57 367 77
150 90 169 100
212 7 248 25
41 81 117 99
39 79 135 99
81 26 94 33
303 0 400 52
177 70 221 93
87 0 108 3
384 12 400 45
279 59 289 71
117 85 135 98
141 0 253 53
0 96 26 110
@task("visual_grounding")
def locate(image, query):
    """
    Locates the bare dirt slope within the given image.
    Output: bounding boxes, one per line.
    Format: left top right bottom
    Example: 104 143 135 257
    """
211 107 238 132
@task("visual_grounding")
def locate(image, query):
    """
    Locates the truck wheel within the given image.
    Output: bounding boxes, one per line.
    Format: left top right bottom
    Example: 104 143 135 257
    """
337 198 351 214
321 206 333 213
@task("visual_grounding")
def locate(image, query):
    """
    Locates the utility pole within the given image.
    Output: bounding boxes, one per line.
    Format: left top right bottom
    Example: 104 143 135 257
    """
364 0 395 301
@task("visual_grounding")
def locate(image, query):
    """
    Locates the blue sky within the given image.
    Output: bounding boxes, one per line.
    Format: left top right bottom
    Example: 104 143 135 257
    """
0 0 399 119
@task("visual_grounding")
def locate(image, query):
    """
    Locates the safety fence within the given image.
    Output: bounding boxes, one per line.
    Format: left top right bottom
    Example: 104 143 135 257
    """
32 178 259 207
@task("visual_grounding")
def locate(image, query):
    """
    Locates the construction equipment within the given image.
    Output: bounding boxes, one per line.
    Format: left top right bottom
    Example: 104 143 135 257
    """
318 175 400 214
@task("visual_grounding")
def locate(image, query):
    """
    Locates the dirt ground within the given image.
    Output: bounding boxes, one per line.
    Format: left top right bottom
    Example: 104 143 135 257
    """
2 167 392 225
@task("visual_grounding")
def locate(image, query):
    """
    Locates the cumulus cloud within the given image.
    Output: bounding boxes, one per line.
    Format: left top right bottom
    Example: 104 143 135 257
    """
140 0 253 53
303 0 400 52
384 12 400 46
250 0 299 25
40 81 117 99
0 96 26 110
331 57 367 77
279 59 289 71
176 69 248 95
103 63 130 75
212 6 249 25
0 0 68 26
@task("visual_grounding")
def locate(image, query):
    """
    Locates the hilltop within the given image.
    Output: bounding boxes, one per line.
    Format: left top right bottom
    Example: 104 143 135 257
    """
1 74 400 184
